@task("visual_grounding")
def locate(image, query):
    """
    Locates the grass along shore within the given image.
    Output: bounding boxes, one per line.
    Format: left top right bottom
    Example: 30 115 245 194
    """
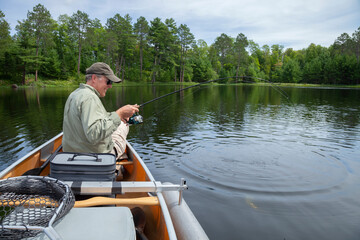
1 76 359 89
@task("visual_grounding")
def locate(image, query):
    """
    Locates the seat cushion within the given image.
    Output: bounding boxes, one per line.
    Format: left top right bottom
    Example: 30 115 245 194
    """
30 207 135 240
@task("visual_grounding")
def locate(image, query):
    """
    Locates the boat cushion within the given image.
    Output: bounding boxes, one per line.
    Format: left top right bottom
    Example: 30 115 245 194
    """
30 207 135 240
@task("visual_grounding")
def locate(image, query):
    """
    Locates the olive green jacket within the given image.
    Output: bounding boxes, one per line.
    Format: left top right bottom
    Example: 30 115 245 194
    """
62 83 122 153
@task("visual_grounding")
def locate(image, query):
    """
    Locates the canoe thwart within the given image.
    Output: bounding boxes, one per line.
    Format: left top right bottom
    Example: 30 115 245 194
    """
64 180 188 195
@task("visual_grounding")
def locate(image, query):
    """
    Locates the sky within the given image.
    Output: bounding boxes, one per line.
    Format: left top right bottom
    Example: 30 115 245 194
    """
0 0 359 50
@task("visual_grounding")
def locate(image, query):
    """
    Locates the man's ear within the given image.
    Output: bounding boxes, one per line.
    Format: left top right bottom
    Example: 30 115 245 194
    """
88 74 97 85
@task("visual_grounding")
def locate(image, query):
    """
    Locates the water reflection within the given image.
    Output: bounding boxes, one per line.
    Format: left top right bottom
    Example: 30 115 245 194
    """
127 86 360 239
0 87 75 167
1 85 360 239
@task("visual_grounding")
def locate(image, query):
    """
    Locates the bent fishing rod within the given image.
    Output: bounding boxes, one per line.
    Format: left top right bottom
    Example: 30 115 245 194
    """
128 76 291 125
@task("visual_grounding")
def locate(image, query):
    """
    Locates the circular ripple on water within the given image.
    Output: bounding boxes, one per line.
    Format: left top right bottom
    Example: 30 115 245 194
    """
177 139 349 195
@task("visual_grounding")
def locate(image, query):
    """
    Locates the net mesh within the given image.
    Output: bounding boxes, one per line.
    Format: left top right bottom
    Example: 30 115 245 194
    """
0 176 75 239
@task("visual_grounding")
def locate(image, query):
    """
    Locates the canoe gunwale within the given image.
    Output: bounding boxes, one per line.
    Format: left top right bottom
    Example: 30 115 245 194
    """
126 140 178 240
0 132 63 179
125 140 155 182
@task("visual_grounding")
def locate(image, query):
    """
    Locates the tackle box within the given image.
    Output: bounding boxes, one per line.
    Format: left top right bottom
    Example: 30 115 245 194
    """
50 152 116 181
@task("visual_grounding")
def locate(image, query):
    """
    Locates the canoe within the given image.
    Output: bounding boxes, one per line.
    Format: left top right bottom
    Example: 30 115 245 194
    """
0 132 208 240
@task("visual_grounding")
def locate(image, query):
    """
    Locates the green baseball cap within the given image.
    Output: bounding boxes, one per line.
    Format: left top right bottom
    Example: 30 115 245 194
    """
86 62 122 83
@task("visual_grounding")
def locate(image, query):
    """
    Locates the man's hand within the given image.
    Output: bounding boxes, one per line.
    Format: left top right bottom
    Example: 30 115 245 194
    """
116 104 140 123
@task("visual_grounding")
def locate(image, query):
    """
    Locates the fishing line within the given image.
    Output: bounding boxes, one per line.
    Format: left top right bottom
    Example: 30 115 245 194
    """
128 76 293 125
241 76 293 104
139 79 222 107
154 85 205 117
131 86 206 140
137 85 206 125
139 76 292 107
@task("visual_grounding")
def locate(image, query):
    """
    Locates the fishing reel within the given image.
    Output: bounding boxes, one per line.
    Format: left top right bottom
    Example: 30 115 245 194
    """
128 113 143 125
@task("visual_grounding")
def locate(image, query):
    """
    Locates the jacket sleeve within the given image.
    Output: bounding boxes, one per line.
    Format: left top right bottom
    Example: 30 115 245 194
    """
80 96 122 144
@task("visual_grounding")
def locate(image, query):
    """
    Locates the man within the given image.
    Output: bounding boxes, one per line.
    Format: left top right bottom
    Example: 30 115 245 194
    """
62 62 139 159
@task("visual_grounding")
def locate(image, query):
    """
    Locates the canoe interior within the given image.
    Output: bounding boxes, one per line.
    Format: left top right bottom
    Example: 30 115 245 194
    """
0 134 170 240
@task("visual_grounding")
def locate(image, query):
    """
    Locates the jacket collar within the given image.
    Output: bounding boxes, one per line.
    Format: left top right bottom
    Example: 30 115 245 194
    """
80 83 100 97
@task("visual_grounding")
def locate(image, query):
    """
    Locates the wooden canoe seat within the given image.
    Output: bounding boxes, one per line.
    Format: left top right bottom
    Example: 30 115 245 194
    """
116 161 133 166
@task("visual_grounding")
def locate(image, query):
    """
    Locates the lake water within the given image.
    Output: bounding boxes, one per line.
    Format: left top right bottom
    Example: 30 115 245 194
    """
0 84 359 239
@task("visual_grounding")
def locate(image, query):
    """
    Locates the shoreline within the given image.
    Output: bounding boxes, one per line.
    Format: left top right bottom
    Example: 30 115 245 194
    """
1 78 359 89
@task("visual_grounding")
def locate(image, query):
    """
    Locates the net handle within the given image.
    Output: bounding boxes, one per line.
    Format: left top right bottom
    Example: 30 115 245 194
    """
44 226 62 240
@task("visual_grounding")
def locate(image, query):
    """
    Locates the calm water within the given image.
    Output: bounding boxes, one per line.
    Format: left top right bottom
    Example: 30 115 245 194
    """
1 84 360 239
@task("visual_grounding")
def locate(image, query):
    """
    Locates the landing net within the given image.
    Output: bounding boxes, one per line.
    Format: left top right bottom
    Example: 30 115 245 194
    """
0 176 75 239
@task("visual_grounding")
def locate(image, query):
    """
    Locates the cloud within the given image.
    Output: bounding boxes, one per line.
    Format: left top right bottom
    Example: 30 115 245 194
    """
1 0 359 50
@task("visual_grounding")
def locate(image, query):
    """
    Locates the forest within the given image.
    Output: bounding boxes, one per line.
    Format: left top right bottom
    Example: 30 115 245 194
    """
0 4 359 85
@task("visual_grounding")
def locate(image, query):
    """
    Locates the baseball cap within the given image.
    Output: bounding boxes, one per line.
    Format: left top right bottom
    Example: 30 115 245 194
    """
86 62 122 83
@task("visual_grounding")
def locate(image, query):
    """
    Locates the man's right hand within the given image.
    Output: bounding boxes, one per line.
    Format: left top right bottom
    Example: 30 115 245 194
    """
116 104 139 123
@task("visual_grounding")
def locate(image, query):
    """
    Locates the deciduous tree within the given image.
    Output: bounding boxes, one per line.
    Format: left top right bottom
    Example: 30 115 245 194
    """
233 33 249 79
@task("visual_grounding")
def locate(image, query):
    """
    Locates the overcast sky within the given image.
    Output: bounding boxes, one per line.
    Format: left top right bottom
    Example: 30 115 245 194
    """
1 0 359 50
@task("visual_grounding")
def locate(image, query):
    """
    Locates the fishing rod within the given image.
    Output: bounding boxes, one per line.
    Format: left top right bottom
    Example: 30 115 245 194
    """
127 76 291 125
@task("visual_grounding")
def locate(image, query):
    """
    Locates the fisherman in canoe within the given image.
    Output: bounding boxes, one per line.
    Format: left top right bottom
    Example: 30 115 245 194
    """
62 62 139 159
0 62 208 239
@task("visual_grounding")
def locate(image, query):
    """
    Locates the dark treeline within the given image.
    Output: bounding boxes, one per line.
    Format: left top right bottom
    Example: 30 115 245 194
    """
0 4 359 85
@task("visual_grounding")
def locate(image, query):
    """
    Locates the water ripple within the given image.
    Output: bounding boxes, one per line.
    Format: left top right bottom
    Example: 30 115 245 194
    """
131 102 358 200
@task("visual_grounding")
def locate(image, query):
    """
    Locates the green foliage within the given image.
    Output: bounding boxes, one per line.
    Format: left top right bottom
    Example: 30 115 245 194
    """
0 5 359 85
134 16 149 81
213 33 234 66
281 57 302 83
0 10 14 79
40 49 61 78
